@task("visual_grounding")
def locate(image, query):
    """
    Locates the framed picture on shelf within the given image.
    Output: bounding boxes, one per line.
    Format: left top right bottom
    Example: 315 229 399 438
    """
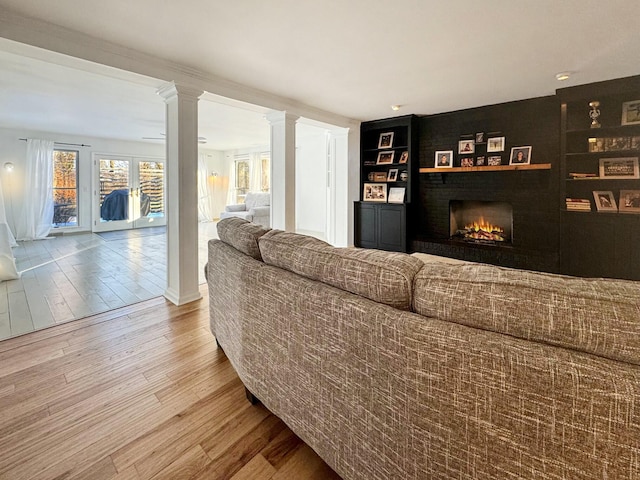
487 155 502 166
599 157 639 179
619 190 640 213
376 151 395 165
398 151 409 164
605 137 630 151
621 100 640 126
363 183 387 202
373 172 388 182
588 137 605 153
388 187 405 204
475 132 485 144
509 146 532 165
378 132 394 149
475 156 485 166
487 136 505 152
458 140 475 154
593 191 618 212
460 157 474 167
435 150 453 168
387 169 398 182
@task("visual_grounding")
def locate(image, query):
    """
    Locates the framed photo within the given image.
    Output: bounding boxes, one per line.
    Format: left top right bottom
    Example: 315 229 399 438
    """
487 156 502 166
387 168 398 182
509 146 532 165
621 100 640 126
376 151 395 165
475 132 485 144
599 157 640 179
398 151 409 164
487 136 505 152
435 150 453 168
588 137 605 153
363 183 387 202
460 157 474 167
378 132 394 149
619 190 640 213
458 140 475 154
475 156 485 166
593 191 618 212
605 137 630 151
388 187 405 204
373 172 388 182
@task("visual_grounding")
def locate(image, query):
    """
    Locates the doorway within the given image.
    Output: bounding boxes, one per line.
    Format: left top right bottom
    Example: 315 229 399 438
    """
92 154 166 232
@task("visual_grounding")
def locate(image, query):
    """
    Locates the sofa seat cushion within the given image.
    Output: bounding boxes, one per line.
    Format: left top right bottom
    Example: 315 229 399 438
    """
258 230 424 310
413 262 640 365
245 192 270 210
216 218 271 260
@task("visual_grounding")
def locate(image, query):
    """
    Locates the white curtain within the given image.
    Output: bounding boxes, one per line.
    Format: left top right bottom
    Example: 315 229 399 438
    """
0 176 19 281
226 160 237 206
197 153 213 222
15 139 54 240
249 152 262 193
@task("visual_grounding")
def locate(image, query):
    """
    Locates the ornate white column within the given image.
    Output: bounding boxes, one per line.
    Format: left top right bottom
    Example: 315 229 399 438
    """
158 83 203 305
266 111 299 231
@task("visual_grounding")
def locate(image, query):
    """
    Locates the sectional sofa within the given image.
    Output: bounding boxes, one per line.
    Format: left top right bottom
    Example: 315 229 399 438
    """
206 218 640 480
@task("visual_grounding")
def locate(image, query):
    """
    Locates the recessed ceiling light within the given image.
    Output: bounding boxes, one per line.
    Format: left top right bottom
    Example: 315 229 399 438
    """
555 72 571 81
391 105 401 111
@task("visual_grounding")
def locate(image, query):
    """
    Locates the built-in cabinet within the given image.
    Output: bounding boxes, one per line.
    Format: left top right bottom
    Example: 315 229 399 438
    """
559 76 640 280
354 115 417 252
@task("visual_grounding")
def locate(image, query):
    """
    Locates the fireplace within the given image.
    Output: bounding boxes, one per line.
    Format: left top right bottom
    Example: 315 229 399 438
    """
450 201 513 245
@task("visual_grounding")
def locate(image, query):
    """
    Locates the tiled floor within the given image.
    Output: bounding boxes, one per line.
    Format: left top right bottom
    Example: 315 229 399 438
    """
0 222 218 341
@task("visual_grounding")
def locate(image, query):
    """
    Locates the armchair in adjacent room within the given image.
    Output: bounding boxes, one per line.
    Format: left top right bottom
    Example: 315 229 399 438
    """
220 192 271 227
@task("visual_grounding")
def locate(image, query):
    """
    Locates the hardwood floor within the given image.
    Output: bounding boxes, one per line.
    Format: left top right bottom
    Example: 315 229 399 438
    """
0 284 341 480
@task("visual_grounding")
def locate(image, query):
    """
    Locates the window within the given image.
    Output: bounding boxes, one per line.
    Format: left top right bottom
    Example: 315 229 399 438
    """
261 155 270 192
52 150 78 227
235 159 250 203
234 153 270 202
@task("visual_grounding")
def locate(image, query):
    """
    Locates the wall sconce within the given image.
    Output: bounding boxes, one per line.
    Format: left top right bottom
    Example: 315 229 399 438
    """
209 172 218 178
4 162 14 172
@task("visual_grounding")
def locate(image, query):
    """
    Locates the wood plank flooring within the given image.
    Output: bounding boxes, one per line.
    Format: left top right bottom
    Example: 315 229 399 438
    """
0 284 341 480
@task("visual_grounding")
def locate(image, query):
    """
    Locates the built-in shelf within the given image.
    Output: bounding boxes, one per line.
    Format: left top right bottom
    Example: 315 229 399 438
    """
419 163 551 173
566 125 640 135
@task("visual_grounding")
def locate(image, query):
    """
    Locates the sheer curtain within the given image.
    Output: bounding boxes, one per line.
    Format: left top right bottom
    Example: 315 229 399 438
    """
0 176 19 281
249 152 262 192
15 139 54 240
197 153 213 221
226 160 237 206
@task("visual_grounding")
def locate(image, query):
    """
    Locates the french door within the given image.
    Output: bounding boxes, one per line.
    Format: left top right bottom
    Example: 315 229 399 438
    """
92 154 166 232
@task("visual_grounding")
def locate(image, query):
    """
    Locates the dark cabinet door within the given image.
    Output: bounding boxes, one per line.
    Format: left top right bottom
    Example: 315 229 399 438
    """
354 202 406 252
355 202 378 249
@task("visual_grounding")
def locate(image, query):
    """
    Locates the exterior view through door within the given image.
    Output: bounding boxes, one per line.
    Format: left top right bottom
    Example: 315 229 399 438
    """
93 154 165 232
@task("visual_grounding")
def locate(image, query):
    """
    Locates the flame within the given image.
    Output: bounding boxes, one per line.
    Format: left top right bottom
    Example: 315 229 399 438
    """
464 216 504 234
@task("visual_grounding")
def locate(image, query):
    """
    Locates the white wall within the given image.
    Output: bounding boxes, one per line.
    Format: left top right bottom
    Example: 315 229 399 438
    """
0 127 165 235
295 125 328 237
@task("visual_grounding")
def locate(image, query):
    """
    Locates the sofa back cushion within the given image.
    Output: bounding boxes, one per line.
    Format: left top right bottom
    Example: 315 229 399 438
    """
413 262 640 365
258 230 424 310
245 192 270 210
217 217 270 260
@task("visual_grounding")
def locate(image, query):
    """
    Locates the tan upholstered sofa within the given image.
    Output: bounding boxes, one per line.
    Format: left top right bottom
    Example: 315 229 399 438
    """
206 218 640 480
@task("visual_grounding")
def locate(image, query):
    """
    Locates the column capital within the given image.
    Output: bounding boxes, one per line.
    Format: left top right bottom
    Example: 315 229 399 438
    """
265 110 299 126
157 82 204 103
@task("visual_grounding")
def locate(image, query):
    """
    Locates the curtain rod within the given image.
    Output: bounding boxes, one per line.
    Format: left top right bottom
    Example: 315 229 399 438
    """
19 138 92 148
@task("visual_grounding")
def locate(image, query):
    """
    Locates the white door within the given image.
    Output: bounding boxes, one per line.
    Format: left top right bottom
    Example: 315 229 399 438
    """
92 154 166 232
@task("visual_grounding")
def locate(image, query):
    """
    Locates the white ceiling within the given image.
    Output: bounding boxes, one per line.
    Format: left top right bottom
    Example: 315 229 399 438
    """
0 0 640 145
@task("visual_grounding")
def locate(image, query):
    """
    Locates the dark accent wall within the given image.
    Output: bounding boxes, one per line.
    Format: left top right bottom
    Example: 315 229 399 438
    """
410 96 561 271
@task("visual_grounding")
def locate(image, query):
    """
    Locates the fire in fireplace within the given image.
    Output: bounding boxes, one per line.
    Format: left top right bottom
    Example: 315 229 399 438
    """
450 201 513 245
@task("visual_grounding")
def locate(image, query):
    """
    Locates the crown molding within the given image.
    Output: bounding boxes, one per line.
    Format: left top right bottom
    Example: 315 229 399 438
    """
0 8 359 129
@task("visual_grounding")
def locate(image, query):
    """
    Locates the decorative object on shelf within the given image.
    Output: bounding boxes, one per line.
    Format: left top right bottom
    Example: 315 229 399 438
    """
593 191 618 212
399 151 408 164
598 157 640 179
388 187 405 203
399 170 408 181
378 132 394 149
458 140 475 154
605 137 630 151
435 150 453 168
619 190 640 213
509 146 532 165
588 101 601 128
566 198 592 211
487 156 502 166
487 137 505 152
376 151 395 164
588 137 605 152
363 183 387 202
568 172 598 179
475 132 485 144
461 157 474 167
475 156 485 166
621 100 640 126
387 169 398 182
373 172 388 182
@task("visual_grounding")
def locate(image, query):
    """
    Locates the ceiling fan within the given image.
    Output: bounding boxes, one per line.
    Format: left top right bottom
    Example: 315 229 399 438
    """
142 133 207 144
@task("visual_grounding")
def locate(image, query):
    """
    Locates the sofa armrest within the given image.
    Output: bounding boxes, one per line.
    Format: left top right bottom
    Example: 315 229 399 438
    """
248 206 270 216
225 204 247 212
